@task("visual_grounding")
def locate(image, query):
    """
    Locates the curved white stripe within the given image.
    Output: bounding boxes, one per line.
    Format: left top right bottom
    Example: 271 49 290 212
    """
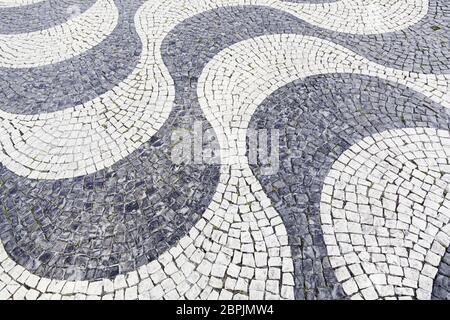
276 0 429 35
0 0 118 68
196 34 449 302
0 0 44 7
320 128 450 300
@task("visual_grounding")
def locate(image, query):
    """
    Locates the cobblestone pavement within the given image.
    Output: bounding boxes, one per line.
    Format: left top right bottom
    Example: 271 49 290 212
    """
0 0 448 300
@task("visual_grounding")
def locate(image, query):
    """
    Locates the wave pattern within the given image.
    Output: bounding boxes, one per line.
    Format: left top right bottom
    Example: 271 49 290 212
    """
0 0 118 68
0 0 448 300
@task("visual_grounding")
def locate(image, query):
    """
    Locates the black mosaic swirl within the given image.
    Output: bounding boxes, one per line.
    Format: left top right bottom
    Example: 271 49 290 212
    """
0 0 96 34
247 74 450 299
0 0 143 115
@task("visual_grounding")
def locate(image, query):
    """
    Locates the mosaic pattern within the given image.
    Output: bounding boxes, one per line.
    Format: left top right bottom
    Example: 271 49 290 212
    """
0 0 448 300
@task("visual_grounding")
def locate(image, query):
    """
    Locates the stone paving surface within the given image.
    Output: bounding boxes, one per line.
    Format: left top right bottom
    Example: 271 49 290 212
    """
0 0 448 300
